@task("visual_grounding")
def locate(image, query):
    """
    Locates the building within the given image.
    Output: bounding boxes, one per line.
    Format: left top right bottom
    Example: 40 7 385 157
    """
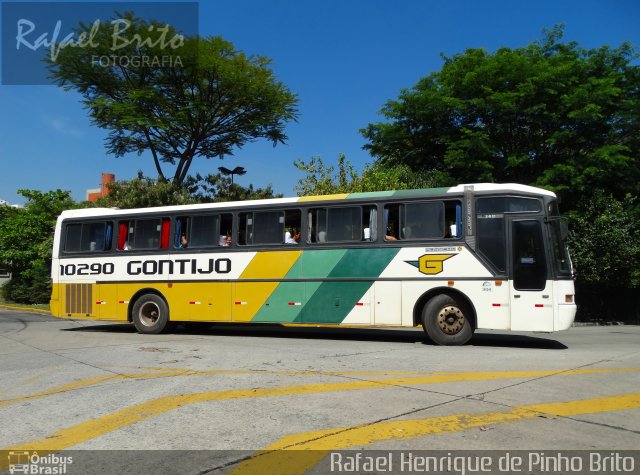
1 200 17 286
0 199 23 208
0 268 11 287
86 173 115 202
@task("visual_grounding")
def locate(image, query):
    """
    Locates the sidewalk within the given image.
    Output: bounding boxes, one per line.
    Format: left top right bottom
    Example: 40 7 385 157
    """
0 304 50 314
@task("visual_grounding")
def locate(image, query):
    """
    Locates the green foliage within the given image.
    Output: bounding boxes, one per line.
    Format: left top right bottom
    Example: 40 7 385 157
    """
48 13 298 186
361 25 640 210
568 191 640 322
93 172 281 209
2 261 52 304
567 191 640 288
93 173 195 209
0 190 76 304
185 174 282 203
0 175 279 303
294 154 446 196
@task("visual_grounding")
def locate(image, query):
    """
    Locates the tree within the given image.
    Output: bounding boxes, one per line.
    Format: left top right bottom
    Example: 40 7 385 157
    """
568 192 640 288
92 172 281 208
361 26 640 210
93 173 194 208
293 154 444 196
186 173 282 203
48 13 298 187
0 190 76 303
567 192 640 321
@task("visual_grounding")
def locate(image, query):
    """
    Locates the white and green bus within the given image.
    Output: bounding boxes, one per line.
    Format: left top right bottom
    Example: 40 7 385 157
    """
50 183 576 345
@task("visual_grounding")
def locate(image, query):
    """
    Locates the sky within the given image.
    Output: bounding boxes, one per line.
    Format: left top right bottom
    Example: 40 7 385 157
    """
1 0 639 205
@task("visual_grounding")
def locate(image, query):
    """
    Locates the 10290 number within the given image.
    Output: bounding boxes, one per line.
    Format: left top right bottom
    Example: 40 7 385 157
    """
60 263 114 276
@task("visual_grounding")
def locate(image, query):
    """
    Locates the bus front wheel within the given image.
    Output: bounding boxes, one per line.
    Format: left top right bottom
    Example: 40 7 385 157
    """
132 293 169 334
422 294 473 346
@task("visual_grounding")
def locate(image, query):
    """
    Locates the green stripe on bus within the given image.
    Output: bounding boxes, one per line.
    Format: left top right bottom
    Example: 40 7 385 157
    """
251 250 347 323
346 191 396 200
392 187 450 197
295 248 400 324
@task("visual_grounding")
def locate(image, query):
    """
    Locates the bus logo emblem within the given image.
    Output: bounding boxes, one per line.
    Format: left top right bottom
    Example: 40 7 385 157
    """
406 254 455 275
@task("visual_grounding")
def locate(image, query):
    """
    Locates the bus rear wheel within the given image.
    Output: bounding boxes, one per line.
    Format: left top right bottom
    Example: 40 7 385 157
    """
422 294 473 346
132 293 169 334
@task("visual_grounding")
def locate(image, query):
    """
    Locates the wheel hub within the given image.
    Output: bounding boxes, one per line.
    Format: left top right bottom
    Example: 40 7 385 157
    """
437 306 465 335
139 302 160 326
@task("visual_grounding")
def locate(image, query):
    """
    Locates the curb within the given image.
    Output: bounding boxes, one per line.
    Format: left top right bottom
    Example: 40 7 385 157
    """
0 304 51 315
572 321 639 327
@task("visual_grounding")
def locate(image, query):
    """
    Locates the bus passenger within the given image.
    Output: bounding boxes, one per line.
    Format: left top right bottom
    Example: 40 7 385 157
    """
220 234 232 246
285 229 300 244
385 226 397 241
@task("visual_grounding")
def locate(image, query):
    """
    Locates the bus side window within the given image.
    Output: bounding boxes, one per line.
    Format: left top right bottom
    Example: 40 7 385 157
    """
307 209 327 244
185 214 230 248
136 219 162 249
117 221 129 251
284 209 302 244
238 213 250 245
175 217 189 249
308 207 368 243
64 221 111 253
259 211 284 244
160 218 170 249
362 206 377 241
239 211 283 245
64 223 83 252
384 205 400 241
403 202 444 239
105 222 113 250
219 214 233 247
445 201 462 238
331 207 360 241
117 218 165 250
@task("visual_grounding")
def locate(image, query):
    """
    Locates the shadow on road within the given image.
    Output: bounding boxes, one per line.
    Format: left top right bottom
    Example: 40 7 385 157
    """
62 322 567 349
469 332 567 350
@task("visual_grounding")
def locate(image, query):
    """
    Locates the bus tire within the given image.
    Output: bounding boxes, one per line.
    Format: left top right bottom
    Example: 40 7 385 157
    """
132 293 169 334
422 294 473 346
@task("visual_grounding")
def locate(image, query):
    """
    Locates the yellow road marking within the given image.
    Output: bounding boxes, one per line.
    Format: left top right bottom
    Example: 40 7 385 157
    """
230 392 640 475
0 367 444 408
1 367 638 458
0 372 46 397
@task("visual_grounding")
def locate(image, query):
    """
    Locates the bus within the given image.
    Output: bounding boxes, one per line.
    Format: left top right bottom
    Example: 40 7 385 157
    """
50 183 576 345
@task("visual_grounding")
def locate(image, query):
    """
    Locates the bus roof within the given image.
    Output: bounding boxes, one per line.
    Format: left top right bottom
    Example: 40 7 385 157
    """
58 183 556 219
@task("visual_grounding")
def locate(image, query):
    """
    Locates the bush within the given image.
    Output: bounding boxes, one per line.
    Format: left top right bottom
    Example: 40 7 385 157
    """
568 191 640 322
2 262 51 304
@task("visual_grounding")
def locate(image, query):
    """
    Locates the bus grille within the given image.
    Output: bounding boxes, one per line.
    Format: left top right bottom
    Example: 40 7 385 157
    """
65 284 93 315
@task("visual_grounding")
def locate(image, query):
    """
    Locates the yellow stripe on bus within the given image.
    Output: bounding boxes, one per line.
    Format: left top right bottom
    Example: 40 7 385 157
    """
234 251 302 321
297 193 349 202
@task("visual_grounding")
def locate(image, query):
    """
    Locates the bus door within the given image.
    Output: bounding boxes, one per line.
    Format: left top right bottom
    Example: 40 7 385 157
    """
508 218 554 331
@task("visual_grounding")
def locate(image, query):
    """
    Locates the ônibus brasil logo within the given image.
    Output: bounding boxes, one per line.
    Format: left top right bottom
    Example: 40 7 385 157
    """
8 451 73 474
